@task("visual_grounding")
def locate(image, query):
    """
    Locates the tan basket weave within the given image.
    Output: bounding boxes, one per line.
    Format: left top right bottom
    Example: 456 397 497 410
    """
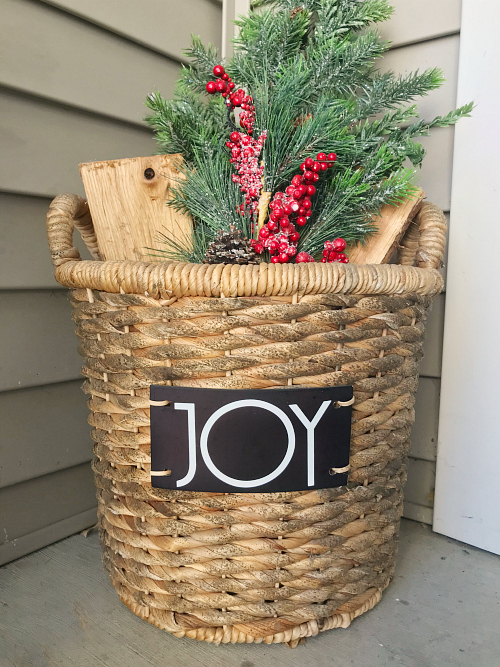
46 194 446 647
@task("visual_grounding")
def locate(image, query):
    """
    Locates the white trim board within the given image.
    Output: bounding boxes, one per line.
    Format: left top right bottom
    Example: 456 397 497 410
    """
433 0 500 554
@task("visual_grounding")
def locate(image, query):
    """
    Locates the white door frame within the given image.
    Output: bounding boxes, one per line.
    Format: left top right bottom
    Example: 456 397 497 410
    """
433 0 500 554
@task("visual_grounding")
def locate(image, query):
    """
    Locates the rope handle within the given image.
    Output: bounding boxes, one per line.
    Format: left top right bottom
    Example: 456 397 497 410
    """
46 193 102 267
399 201 447 270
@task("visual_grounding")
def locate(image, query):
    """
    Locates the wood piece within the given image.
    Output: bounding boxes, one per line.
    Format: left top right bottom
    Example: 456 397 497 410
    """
79 155 192 261
348 189 425 265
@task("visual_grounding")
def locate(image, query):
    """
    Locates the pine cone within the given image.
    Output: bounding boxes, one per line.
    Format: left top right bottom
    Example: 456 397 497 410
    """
203 225 258 265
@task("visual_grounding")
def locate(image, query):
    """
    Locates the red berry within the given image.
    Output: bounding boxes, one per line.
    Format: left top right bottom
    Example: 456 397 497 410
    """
297 185 307 197
339 257 349 263
286 186 295 195
290 201 300 213
303 170 314 181
243 148 254 158
329 251 339 262
321 257 327 263
313 173 319 182
271 255 280 264
317 152 327 161
267 220 278 231
228 82 235 90
298 207 306 215
283 204 292 216
269 240 279 253
300 163 306 172
230 131 240 143
296 252 309 263
332 238 346 251
280 216 290 228
254 243 264 254
320 162 328 171
287 246 297 256
222 72 229 81
273 206 284 219
206 81 217 94
292 175 303 186
306 185 316 196
279 242 288 252
293 189 303 200
215 79 227 93
337 253 347 260
279 253 289 263
259 227 270 239
213 65 225 77
327 152 337 162
297 216 307 227
305 157 314 168
290 232 300 242
305 210 312 217
312 162 321 172
302 198 312 210
270 211 280 223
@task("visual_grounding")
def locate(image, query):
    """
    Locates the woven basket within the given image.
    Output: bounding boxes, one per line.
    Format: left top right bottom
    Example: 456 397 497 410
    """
46 193 446 647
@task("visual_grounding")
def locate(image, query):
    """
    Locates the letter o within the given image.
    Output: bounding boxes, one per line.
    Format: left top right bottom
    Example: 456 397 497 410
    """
200 399 295 488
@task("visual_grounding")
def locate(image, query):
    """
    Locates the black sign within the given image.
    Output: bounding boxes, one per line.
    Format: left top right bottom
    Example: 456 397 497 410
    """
150 385 353 493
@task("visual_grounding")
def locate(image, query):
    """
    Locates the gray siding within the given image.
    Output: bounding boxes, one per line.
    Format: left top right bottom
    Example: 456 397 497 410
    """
378 2 461 523
0 0 222 565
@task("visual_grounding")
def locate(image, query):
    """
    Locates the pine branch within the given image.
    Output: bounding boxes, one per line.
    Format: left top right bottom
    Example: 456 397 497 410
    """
356 68 445 119
313 0 394 39
146 0 472 263
149 222 213 264
231 9 309 85
168 138 248 236
307 31 388 99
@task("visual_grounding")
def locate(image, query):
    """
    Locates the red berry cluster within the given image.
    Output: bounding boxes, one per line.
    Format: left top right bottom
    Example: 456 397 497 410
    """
206 65 255 134
226 130 266 217
205 64 235 97
321 238 349 263
252 152 338 263
207 64 264 216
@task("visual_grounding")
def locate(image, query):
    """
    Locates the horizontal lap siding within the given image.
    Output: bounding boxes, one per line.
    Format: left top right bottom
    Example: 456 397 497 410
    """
378 0 461 47
0 0 181 126
0 464 97 566
0 0 222 562
40 0 223 63
0 381 93 488
0 193 93 289
379 8 460 524
0 90 156 198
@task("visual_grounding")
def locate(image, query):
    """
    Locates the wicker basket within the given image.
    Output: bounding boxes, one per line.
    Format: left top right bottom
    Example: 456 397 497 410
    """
46 193 446 647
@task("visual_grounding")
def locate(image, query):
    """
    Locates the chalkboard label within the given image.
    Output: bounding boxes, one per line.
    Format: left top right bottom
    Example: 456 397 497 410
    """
150 385 353 493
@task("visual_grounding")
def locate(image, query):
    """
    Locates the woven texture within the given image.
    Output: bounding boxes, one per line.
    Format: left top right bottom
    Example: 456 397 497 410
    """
47 194 446 646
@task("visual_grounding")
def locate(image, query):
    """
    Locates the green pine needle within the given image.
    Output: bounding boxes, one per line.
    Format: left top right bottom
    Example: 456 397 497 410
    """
147 0 472 263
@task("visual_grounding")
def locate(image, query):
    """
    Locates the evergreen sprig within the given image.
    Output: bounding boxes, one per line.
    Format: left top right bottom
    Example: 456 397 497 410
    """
145 0 472 262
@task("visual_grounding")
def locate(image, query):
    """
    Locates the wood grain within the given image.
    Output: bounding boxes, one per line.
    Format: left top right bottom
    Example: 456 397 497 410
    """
349 189 425 265
79 155 192 261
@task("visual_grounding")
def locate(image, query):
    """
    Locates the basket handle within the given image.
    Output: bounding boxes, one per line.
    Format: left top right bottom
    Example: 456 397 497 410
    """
46 194 102 267
399 201 447 270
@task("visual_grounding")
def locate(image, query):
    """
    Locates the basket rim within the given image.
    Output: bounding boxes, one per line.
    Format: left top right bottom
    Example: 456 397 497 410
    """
54 257 444 299
46 194 446 299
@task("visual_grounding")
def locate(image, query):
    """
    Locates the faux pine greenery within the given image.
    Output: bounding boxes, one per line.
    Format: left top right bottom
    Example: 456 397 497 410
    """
146 0 471 262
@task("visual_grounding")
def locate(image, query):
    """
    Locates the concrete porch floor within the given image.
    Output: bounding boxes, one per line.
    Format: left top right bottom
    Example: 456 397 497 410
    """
0 519 498 667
